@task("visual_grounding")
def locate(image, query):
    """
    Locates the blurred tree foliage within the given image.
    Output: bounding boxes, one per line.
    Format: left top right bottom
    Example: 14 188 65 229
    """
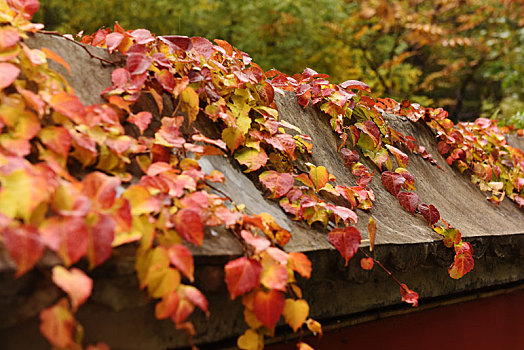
35 0 524 123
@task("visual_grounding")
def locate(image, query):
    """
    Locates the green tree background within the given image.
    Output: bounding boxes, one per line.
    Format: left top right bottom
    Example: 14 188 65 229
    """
35 0 524 125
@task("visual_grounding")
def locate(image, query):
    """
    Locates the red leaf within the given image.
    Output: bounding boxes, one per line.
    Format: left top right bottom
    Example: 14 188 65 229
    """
173 208 204 245
171 297 194 325
128 111 152 134
418 203 440 226
356 121 381 145
328 226 361 265
7 0 40 19
40 216 89 266
81 172 120 210
156 69 176 93
87 213 115 269
381 171 406 197
341 148 359 166
39 298 75 348
130 29 154 45
168 244 194 282
51 266 93 311
398 191 419 214
224 257 262 299
2 224 44 277
180 285 209 315
0 62 20 89
448 242 474 279
50 92 86 124
360 257 374 270
191 37 214 60
252 289 285 329
259 170 294 198
340 79 371 92
111 67 130 87
160 35 192 51
126 53 152 75
105 32 124 53
288 252 312 279
400 283 419 307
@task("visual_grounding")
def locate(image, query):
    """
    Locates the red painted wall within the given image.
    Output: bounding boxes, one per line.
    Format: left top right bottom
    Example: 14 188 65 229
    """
268 289 524 350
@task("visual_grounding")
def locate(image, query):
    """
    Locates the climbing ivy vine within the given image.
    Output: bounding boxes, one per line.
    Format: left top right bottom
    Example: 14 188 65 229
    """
0 1 522 349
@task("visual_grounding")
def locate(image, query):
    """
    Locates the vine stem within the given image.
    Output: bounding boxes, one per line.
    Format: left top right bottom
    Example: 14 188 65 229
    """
359 247 409 293
38 30 123 65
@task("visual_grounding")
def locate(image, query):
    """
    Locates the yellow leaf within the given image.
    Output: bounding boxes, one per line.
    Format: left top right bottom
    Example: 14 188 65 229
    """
237 329 263 350
180 87 200 125
244 308 263 329
0 168 49 222
147 267 181 298
283 299 309 332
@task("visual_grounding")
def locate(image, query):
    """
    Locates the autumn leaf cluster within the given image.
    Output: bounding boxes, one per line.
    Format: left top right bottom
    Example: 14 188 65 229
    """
1 1 522 349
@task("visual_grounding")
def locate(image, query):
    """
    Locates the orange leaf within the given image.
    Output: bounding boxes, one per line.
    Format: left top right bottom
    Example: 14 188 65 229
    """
51 266 93 311
288 252 312 279
252 289 285 329
171 297 195 325
39 298 75 349
360 257 374 270
81 172 120 210
305 318 322 337
41 47 71 74
224 257 262 299
50 92 86 124
168 244 194 282
297 342 315 350
38 126 72 158
155 290 180 319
